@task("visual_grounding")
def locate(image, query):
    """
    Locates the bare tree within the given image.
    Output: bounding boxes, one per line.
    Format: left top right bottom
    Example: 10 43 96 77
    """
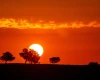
49 57 60 64
0 52 15 64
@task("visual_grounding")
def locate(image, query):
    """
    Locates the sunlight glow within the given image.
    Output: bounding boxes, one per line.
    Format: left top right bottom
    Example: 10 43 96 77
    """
29 44 43 56
0 18 100 29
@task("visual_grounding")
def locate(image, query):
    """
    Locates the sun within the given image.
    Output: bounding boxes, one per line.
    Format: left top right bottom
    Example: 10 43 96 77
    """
29 44 43 56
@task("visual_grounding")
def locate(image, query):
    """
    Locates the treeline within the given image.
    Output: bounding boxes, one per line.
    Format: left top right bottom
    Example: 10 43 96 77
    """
0 48 60 64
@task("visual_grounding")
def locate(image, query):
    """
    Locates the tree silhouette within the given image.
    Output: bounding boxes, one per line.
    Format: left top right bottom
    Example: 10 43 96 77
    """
28 49 40 64
19 48 29 64
0 52 15 64
49 57 60 64
19 48 40 64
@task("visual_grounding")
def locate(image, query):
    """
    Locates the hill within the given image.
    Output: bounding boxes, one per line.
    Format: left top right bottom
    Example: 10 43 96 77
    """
0 64 100 79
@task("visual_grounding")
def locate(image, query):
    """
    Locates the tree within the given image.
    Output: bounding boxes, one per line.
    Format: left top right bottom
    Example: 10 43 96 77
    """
49 57 60 64
28 49 40 64
19 48 40 64
0 52 15 64
19 48 29 64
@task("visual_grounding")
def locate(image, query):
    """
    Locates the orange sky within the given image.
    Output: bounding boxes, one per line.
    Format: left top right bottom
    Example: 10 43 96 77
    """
0 28 100 64
0 0 100 64
0 0 100 22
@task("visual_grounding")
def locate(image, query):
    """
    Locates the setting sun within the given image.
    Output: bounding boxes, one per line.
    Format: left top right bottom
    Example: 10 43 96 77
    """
29 44 43 56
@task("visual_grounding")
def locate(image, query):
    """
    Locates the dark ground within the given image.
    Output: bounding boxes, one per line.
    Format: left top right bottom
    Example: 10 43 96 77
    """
0 63 100 80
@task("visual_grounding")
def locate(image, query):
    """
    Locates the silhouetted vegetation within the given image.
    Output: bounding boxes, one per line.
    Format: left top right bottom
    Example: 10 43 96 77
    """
89 62 99 66
19 48 40 64
0 52 15 63
0 49 100 79
49 57 60 64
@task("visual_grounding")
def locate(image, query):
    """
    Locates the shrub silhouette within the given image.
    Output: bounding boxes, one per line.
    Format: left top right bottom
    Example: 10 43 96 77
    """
49 57 60 64
19 48 40 64
0 52 15 64
88 62 99 66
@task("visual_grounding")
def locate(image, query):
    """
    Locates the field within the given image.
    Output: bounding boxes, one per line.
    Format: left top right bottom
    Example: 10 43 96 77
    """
0 63 99 79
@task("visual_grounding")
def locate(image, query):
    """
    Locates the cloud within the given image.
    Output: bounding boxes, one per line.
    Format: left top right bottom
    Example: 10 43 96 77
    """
0 18 100 29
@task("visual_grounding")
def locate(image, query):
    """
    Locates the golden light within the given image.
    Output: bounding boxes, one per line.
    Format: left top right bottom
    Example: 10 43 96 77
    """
0 18 100 29
29 44 43 56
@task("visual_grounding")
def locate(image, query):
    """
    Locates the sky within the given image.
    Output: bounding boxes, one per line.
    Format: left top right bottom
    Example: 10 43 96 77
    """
0 0 100 64
0 28 100 64
0 0 100 22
